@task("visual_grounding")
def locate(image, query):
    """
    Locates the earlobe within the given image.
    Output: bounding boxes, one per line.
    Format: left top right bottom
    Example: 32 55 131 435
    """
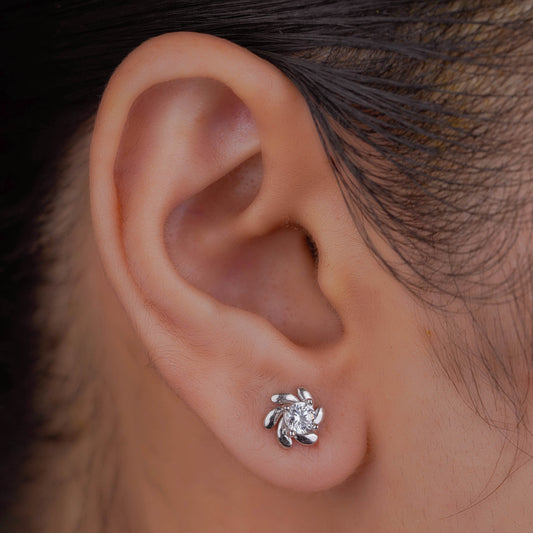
90 32 368 491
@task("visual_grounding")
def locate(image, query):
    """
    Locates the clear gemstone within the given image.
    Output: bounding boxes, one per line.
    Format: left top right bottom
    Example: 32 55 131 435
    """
283 402 316 435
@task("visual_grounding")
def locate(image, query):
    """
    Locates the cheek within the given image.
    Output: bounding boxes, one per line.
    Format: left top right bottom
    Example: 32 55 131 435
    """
353 287 525 526
428 297 531 427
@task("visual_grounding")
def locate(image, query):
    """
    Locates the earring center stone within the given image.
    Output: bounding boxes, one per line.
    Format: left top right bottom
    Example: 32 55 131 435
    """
283 402 316 435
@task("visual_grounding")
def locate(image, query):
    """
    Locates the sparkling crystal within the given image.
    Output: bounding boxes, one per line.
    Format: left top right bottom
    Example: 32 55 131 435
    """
283 402 316 435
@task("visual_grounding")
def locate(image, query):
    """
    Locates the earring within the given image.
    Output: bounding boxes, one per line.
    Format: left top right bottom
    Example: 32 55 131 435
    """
264 387 324 448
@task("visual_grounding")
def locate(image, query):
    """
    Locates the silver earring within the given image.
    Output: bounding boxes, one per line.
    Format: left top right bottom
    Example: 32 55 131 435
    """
264 387 324 448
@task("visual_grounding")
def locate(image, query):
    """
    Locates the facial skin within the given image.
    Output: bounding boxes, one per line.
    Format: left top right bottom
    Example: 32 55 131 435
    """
30 33 533 532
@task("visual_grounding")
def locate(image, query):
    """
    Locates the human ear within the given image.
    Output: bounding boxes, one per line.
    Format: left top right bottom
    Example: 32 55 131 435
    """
90 32 368 491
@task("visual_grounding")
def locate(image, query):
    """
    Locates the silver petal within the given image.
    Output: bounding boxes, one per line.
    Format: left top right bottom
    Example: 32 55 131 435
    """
277 419 293 448
295 433 318 445
297 388 313 402
264 408 283 429
271 393 299 404
314 406 324 425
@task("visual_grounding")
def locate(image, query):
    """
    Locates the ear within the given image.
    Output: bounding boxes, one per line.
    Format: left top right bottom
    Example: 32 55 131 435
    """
90 32 368 491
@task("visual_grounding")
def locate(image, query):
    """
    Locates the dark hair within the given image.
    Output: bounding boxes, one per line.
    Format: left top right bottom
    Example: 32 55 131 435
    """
1 0 531 528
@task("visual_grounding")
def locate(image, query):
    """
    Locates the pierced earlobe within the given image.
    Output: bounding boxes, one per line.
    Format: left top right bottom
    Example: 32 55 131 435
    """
264 387 324 448
91 31 367 491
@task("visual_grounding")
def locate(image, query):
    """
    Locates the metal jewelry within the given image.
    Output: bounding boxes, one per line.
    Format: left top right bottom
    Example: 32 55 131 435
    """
264 387 324 448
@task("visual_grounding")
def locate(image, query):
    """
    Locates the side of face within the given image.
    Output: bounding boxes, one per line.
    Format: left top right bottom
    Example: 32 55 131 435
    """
86 32 533 530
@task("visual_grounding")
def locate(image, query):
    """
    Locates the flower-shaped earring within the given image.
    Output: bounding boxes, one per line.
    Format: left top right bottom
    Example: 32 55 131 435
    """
264 387 324 448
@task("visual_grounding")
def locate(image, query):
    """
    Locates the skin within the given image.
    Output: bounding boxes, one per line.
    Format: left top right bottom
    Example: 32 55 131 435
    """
30 33 533 532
